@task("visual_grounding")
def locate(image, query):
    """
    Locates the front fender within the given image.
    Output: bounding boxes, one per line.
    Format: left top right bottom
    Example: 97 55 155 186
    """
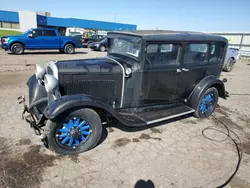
44 94 115 120
187 76 226 109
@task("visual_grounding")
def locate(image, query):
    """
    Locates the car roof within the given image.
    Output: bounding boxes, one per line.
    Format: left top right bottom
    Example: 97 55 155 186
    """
108 30 228 43
32 28 57 31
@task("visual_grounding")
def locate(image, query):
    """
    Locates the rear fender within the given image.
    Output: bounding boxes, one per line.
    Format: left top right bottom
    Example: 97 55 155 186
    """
187 76 226 109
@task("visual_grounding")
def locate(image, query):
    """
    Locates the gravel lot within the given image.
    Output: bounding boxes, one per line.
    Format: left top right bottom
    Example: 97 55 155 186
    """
0 48 250 188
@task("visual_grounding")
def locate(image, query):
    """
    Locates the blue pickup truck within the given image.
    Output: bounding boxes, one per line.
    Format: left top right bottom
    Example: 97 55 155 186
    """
1 28 82 55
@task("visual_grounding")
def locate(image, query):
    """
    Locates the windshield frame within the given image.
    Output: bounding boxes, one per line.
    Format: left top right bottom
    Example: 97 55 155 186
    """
107 34 142 61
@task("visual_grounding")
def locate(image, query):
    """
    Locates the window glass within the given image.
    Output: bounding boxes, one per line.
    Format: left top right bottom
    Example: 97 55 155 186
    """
184 44 208 64
43 30 56 36
209 44 224 64
146 44 180 66
109 38 141 59
32 30 43 37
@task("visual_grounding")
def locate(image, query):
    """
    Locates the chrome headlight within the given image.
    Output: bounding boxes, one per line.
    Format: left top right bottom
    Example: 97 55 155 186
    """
44 74 58 93
35 64 46 81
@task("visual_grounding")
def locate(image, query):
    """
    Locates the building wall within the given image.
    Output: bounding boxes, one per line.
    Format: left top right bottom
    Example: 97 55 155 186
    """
18 11 37 32
0 10 136 31
211 32 250 57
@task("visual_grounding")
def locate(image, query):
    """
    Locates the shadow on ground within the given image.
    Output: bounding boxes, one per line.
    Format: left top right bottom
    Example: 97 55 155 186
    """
134 179 155 188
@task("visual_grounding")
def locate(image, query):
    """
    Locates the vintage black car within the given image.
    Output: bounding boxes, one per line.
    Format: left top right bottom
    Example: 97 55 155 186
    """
20 30 229 155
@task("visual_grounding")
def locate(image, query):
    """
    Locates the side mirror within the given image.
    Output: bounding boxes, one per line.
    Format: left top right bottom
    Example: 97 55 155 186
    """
28 33 33 38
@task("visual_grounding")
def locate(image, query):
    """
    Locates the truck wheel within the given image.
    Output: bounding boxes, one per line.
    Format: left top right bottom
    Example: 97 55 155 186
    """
44 108 102 155
11 43 24 55
194 87 218 118
87 42 93 48
100 46 106 52
64 44 75 54
59 49 65 53
224 58 235 72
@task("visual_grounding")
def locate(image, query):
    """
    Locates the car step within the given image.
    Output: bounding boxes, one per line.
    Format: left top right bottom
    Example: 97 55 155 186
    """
119 105 195 125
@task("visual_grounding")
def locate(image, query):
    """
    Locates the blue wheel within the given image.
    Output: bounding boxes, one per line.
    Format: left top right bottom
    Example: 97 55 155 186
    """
56 118 92 148
194 87 218 118
44 108 102 155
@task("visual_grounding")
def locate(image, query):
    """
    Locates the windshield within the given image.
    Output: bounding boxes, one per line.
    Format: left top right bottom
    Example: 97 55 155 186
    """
23 29 31 35
108 36 142 60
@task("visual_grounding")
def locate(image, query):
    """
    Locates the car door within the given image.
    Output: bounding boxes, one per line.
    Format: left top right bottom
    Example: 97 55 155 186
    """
42 30 60 49
176 43 225 100
25 29 44 49
140 43 182 105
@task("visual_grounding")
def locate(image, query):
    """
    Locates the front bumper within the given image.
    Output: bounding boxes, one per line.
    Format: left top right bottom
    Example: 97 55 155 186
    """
1 43 9 50
18 96 46 135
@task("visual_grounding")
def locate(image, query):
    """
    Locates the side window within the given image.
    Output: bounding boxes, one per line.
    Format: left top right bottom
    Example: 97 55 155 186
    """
146 44 180 66
32 30 43 37
209 43 224 64
184 44 208 65
43 30 56 36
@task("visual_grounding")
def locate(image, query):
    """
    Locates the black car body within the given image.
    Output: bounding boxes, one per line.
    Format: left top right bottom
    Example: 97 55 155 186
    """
21 30 229 155
89 38 108 51
82 34 106 47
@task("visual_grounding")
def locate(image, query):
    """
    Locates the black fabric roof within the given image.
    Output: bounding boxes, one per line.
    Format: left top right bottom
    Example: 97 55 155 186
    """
108 30 228 43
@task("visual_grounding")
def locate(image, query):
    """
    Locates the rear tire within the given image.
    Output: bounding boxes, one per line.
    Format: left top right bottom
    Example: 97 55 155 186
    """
10 43 24 55
87 42 93 48
100 46 106 52
64 44 75 54
194 87 219 118
44 108 102 155
224 58 235 72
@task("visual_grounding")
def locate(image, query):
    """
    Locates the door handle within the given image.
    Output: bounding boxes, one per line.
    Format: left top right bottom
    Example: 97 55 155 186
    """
182 68 189 72
176 69 182 73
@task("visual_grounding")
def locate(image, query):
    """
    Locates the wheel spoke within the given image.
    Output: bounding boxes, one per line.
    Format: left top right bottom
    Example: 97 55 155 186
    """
81 131 89 135
58 128 68 133
80 135 86 141
58 133 67 139
63 123 70 129
78 120 86 128
81 125 90 131
74 140 80 145
68 138 74 147
74 118 80 127
61 136 70 144
69 120 74 128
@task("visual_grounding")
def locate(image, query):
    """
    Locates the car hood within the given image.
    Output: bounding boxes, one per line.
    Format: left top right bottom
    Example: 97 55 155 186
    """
56 57 124 74
2 34 25 39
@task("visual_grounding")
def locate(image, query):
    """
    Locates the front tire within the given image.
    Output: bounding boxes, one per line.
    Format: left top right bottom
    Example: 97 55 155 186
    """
10 43 24 55
224 58 235 72
44 108 102 155
194 87 219 118
64 44 75 54
100 46 106 52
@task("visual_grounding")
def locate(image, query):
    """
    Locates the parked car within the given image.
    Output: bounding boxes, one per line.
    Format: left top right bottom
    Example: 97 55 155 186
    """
82 34 106 47
20 30 229 155
1 28 82 55
223 48 240 72
89 38 108 52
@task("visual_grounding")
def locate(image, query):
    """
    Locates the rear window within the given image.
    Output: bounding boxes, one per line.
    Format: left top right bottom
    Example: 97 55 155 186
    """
209 43 225 64
43 30 56 36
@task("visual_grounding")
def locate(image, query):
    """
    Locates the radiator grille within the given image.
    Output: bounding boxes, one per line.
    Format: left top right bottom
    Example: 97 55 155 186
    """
65 80 116 102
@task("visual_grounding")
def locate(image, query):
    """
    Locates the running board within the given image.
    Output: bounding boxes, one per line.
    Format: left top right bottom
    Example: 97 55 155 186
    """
119 105 195 126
